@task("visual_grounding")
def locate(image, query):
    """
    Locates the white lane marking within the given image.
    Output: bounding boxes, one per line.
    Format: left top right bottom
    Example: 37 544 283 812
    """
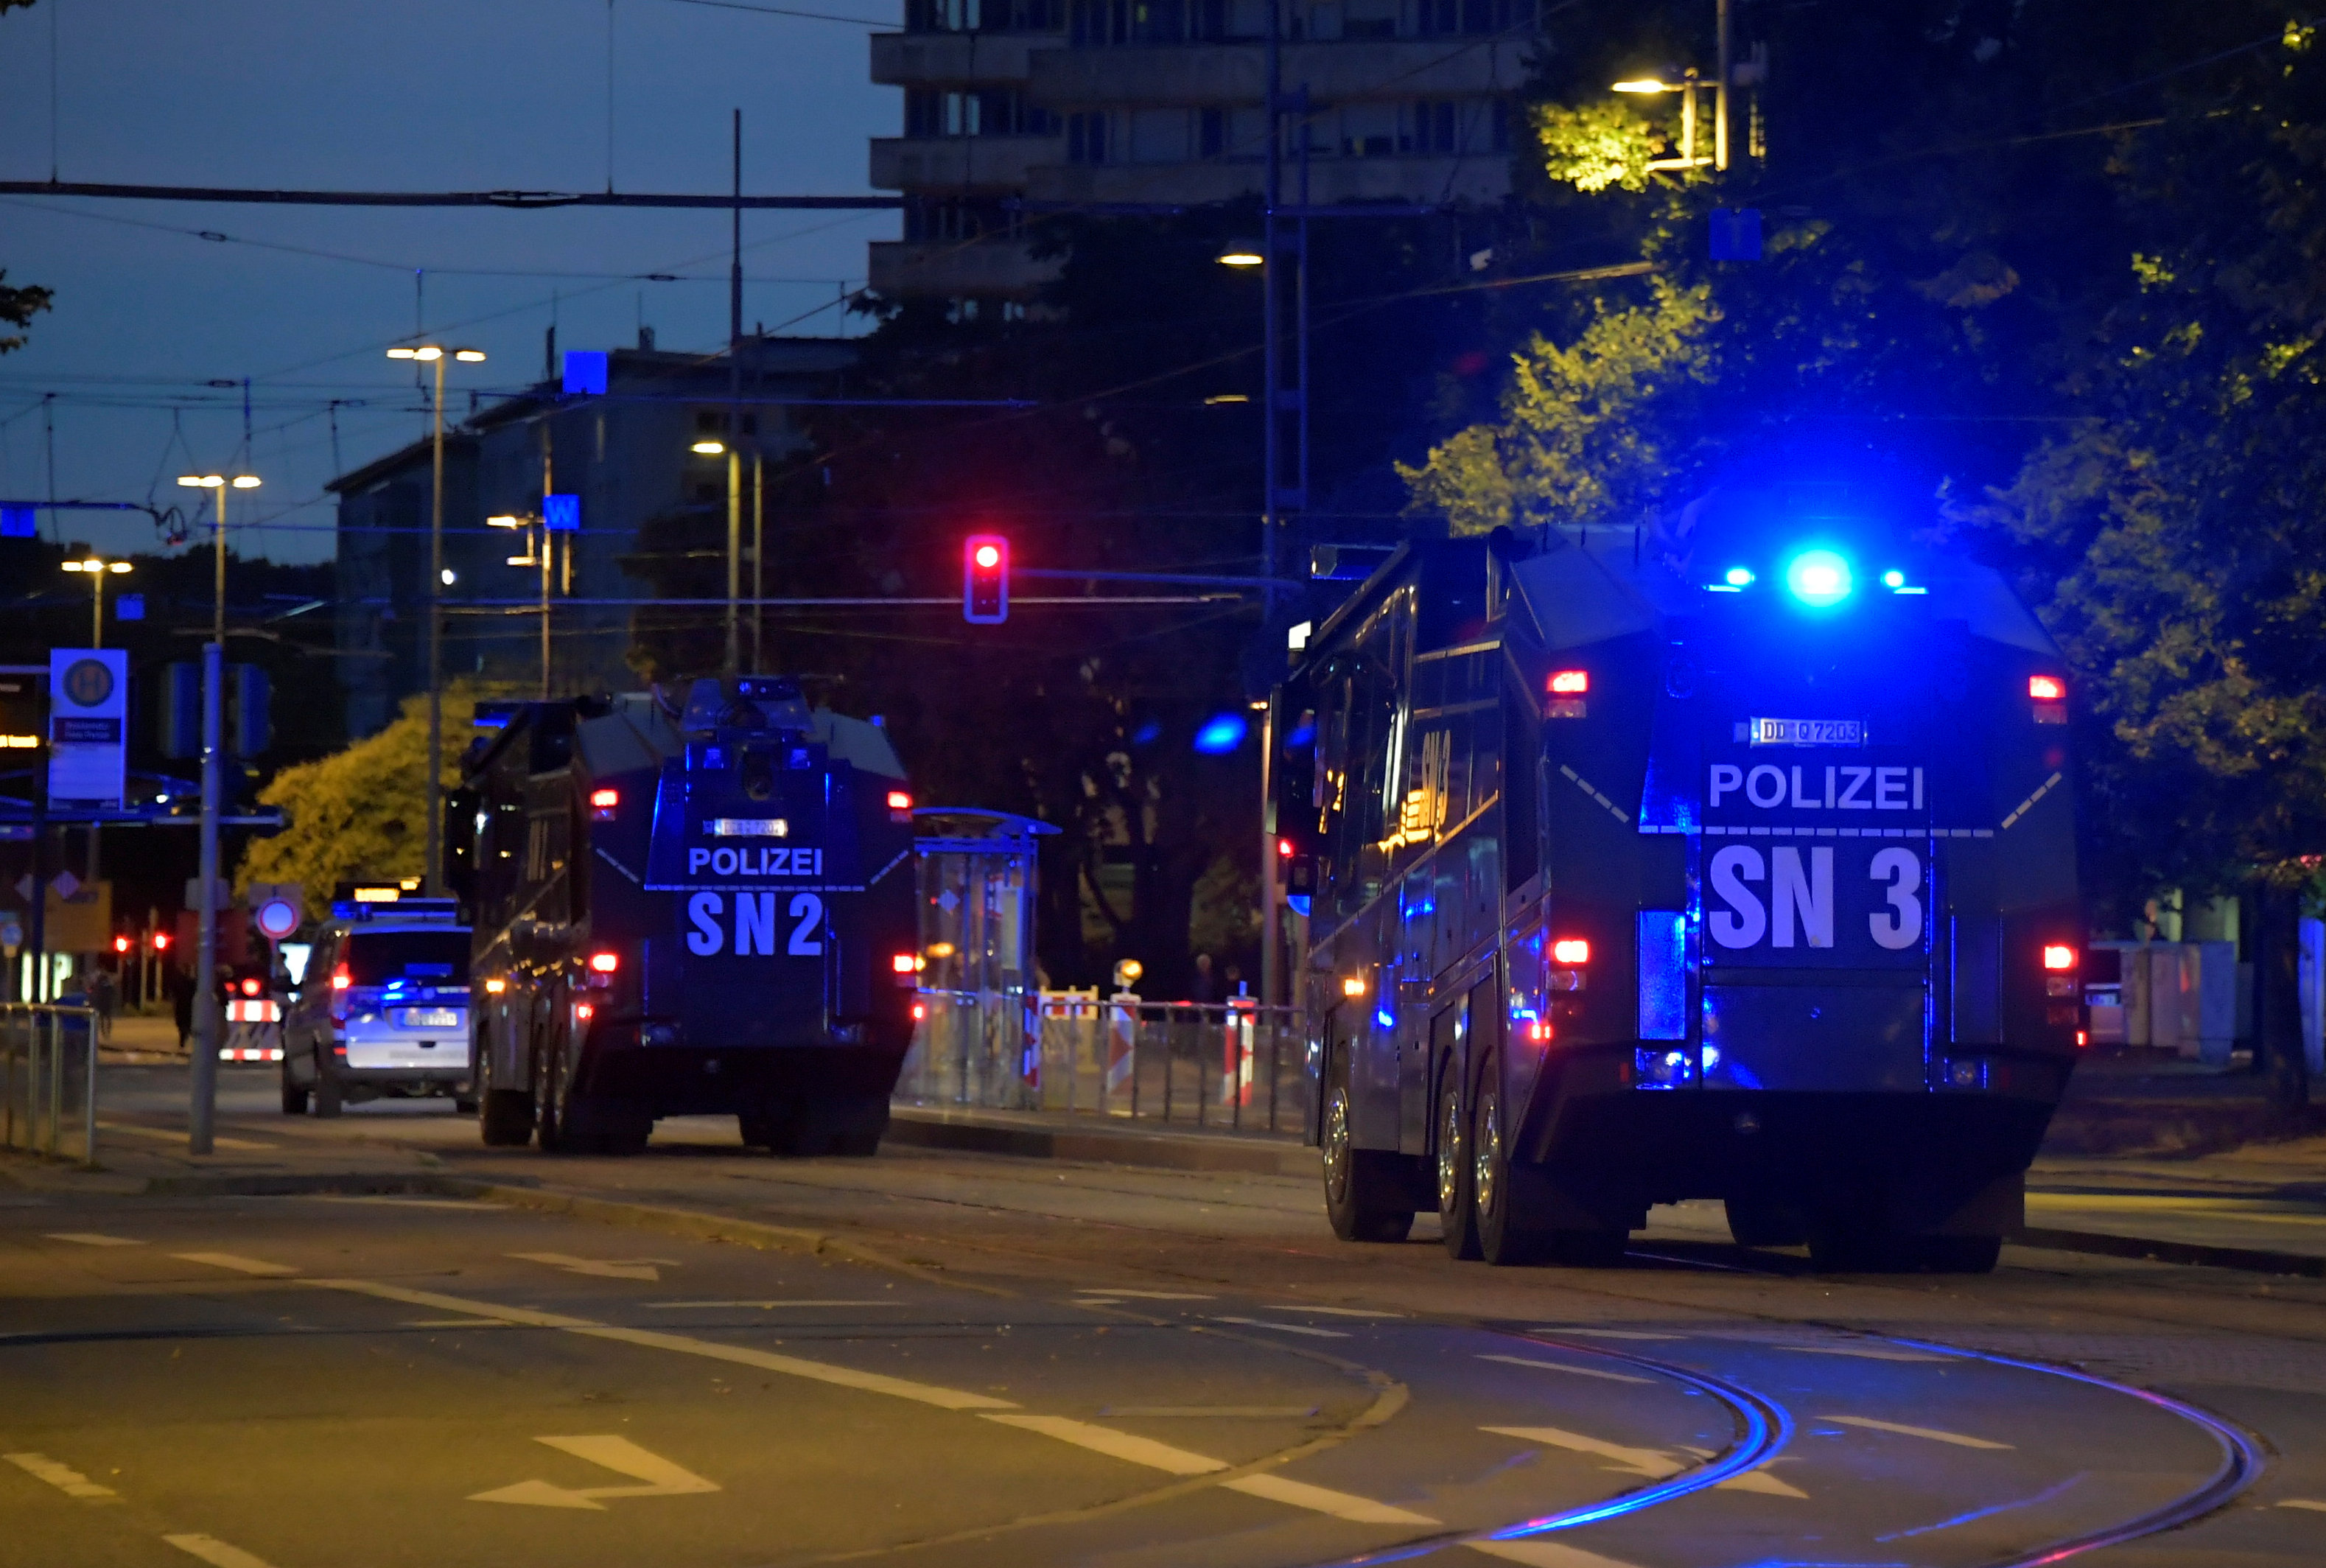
1787 1345 1953 1363
1471 1539 1649 1568
471 1435 721 1510
4 1452 120 1501
1480 1426 1680 1479
44 1233 143 1247
1265 1305 1401 1318
1213 1316 1350 1339
1535 1328 1681 1341
1669 1445 1810 1497
1102 1406 1320 1418
509 1251 673 1282
982 1415 1436 1525
99 1121 276 1152
1223 1473 1438 1525
2279 1499 2326 1511
1478 1353 1653 1386
1821 1415 2012 1451
172 1253 297 1277
644 1300 895 1309
304 1196 503 1211
164 1536 281 1568
314 1277 1019 1412
981 1414 1225 1476
1075 1289 1214 1300
404 1318 519 1329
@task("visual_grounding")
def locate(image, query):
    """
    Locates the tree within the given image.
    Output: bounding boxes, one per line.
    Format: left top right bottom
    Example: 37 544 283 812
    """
237 691 477 899
1 6 51 354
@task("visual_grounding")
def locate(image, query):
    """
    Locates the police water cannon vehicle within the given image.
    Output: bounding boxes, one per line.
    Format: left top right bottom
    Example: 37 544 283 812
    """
447 676 919 1155
1274 486 2079 1270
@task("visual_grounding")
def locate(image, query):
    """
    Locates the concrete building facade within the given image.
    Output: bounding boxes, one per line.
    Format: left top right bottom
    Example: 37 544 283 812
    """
329 335 855 737
869 0 1539 302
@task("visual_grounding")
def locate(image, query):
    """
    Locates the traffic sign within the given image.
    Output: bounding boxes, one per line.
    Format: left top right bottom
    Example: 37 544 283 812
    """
255 898 300 941
46 648 127 807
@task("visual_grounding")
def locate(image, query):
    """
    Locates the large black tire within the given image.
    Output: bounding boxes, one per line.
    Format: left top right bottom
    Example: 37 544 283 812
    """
532 1040 565 1152
1470 1069 1542 1266
313 1061 343 1119
1321 1055 1415 1244
1435 1063 1480 1260
475 1035 536 1147
279 1068 308 1116
1726 1195 1808 1249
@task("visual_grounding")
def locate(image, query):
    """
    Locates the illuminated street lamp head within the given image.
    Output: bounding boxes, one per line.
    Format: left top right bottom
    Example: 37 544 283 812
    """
452 348 486 363
177 474 225 489
410 345 444 361
690 439 726 455
486 514 525 529
231 475 261 489
1216 241 1264 267
440 568 457 586
108 561 132 574
1612 76 1675 92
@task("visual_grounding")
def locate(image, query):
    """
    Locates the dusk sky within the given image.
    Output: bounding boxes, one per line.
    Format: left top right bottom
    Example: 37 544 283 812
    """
0 0 895 565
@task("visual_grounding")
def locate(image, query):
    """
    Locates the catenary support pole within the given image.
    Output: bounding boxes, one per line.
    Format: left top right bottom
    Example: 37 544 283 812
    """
1715 0 1731 172
424 354 446 896
726 108 744 679
190 635 222 1155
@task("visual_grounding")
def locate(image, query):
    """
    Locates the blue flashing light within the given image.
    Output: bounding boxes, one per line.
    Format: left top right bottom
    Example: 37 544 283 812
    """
1286 893 1311 917
1192 713 1249 754
1881 568 1905 589
1129 719 1161 746
1374 1006 1395 1030
1723 566 1754 587
1783 548 1853 608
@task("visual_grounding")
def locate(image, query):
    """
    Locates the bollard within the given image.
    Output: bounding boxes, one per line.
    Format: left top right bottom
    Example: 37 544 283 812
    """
83 1008 98 1165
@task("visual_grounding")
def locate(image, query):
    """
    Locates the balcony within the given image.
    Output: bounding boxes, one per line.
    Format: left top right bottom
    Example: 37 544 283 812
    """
1028 38 1530 107
871 136 1066 192
1026 153 1510 207
867 239 1062 298
872 30 1057 85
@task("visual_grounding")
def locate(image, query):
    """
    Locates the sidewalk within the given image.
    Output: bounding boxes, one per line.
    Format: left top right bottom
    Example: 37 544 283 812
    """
2042 1049 2322 1158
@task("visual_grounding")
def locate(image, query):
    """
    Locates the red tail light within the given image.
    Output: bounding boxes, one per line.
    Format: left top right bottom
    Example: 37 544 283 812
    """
886 791 912 811
589 951 620 973
891 953 919 973
1552 938 1591 965
1276 837 1295 858
2028 675 2065 701
589 786 620 819
1549 670 1588 694
240 977 261 997
2042 944 2076 971
329 962 352 1022
330 963 351 990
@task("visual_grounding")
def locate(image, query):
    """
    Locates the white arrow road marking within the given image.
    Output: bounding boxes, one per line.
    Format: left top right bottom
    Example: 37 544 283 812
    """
1821 1415 2012 1451
1669 1448 1810 1499
164 1536 281 1568
983 1415 1438 1525
1471 1539 1647 1567
509 1252 675 1281
1786 1344 1954 1363
172 1253 297 1277
1482 1426 1681 1480
1478 1354 1653 1386
471 1435 721 1511
4 1452 119 1501
404 1318 518 1330
2279 1499 2326 1512
44 1233 142 1247
1533 1328 1681 1341
1101 1406 1320 1418
1074 1289 1215 1300
1213 1316 1350 1339
1265 1305 1402 1318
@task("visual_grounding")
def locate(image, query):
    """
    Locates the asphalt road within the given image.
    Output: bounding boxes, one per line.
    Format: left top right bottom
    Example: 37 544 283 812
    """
5 1067 2326 1567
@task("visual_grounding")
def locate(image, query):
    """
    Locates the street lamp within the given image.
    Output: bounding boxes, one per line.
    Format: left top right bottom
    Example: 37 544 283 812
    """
1216 242 1264 268
171 466 258 1155
59 553 133 646
489 512 556 698
686 430 751 675
1611 0 1741 171
385 342 486 898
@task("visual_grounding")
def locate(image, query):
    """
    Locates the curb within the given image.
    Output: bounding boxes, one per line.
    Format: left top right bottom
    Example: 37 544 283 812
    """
885 1107 1318 1177
2012 1224 2326 1280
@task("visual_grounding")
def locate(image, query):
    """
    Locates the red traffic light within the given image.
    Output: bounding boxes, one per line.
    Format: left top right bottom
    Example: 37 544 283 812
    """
153 931 172 951
963 534 1009 624
113 936 131 953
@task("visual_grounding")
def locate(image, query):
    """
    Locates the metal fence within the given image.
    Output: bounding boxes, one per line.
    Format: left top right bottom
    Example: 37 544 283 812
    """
896 991 1310 1135
1 1004 99 1163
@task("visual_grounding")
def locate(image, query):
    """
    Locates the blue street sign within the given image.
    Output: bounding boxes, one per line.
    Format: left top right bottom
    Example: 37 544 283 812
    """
562 351 609 396
543 493 581 532
115 594 145 622
0 505 35 538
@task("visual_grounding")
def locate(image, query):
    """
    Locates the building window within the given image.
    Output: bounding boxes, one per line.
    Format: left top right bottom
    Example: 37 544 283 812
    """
1068 111 1112 162
906 88 1056 137
1199 106 1226 157
907 0 1061 32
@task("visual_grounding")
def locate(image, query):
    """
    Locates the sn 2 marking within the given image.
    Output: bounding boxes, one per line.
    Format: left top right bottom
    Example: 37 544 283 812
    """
1709 763 1923 812
1708 844 1924 952
685 891 826 956
687 845 825 878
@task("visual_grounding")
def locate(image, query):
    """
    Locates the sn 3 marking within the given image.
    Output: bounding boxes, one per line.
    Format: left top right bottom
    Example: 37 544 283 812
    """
685 891 825 957
1709 845 1924 952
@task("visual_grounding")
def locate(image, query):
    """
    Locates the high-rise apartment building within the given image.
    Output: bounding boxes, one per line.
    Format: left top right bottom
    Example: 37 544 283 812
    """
869 0 1539 304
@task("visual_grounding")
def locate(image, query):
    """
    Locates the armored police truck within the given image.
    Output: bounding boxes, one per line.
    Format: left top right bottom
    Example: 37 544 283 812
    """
446 677 919 1155
1277 491 2080 1271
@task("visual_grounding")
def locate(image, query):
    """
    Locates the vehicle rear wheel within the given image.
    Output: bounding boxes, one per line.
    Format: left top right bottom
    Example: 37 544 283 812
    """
1436 1063 1479 1260
1321 1054 1415 1244
279 1070 308 1116
476 1032 536 1147
1470 1071 1542 1266
313 1060 343 1119
533 1042 565 1152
